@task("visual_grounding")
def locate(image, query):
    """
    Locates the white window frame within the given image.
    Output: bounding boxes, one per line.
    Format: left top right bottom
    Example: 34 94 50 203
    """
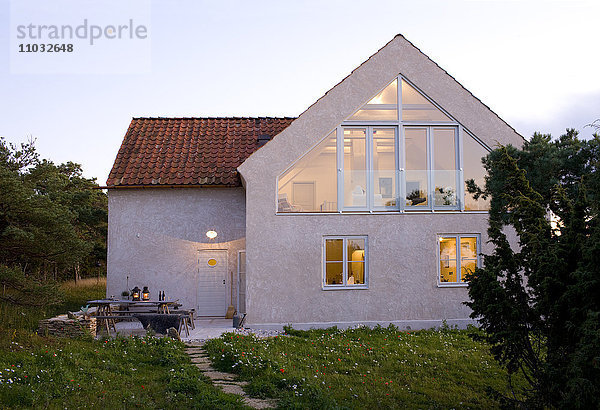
342 75 463 213
340 126 398 212
322 236 369 290
276 75 492 215
403 126 460 211
437 233 481 287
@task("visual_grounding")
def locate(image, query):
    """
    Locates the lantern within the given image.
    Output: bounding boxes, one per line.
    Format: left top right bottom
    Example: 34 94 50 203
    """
142 286 150 301
131 286 141 301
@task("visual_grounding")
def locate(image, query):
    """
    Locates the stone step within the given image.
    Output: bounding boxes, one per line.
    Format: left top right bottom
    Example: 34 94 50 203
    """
214 380 249 387
204 371 236 381
184 345 275 408
218 383 246 396
184 349 205 354
244 397 276 409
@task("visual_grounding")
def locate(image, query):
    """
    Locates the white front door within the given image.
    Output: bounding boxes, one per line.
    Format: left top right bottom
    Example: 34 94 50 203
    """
197 250 227 316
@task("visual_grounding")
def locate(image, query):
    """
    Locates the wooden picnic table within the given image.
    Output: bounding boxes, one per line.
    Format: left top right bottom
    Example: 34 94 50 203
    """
86 299 182 334
87 299 180 314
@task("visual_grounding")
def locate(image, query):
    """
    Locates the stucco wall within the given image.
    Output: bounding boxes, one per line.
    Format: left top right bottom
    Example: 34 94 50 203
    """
107 188 245 311
243 211 495 329
239 35 524 329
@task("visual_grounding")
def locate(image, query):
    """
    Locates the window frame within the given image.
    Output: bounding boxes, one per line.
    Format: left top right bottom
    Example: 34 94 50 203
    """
340 126 398 212
276 74 492 215
403 126 460 211
322 236 369 290
437 233 481 287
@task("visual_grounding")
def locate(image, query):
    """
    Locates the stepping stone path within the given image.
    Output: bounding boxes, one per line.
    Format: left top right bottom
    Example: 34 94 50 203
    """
185 344 276 409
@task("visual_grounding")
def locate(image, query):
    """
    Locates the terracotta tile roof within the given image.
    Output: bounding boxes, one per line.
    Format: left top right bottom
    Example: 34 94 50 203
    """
106 117 295 187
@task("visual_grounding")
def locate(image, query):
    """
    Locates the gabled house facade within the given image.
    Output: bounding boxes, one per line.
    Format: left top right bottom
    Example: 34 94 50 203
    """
106 35 523 329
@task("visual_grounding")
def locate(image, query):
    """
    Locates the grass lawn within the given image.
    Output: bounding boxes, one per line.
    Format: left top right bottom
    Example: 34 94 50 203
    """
1 279 524 408
205 325 525 409
0 335 245 409
0 278 247 409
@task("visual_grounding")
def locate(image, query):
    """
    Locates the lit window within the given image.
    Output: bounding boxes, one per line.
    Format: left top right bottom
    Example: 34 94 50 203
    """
401 80 451 122
405 127 458 209
324 237 367 289
343 129 367 208
277 74 491 213
278 131 337 212
348 79 398 121
438 234 479 285
405 128 428 206
373 128 396 207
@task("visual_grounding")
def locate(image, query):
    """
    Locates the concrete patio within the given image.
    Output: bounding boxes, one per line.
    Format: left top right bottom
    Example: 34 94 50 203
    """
182 317 235 341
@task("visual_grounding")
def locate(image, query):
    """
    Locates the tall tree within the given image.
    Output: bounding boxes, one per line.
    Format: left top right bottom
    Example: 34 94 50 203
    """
466 131 600 408
0 137 107 305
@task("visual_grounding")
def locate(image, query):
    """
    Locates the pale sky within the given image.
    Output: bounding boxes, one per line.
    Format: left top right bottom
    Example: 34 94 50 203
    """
1 0 599 182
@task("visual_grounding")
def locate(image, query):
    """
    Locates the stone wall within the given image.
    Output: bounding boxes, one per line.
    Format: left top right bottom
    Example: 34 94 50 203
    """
38 314 97 338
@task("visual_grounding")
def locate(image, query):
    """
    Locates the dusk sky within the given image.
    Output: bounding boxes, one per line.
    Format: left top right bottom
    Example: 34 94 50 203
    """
1 0 599 182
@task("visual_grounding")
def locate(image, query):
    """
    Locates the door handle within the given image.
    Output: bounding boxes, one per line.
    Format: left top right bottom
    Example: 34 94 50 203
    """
223 279 226 285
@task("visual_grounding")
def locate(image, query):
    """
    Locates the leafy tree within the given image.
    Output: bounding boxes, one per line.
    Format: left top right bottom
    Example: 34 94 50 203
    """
466 130 600 408
0 137 107 306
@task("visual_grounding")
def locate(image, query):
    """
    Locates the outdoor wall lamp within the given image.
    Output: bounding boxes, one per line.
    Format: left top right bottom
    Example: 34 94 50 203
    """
206 230 217 239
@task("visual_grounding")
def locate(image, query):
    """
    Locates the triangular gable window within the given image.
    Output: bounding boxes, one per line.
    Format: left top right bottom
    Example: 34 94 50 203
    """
401 80 451 122
348 79 398 121
278 131 337 212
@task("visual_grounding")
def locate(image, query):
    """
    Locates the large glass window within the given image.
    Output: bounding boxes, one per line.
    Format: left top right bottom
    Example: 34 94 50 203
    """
278 131 337 212
401 80 451 122
277 74 491 213
373 128 397 207
405 126 458 209
463 133 491 211
433 128 458 207
343 129 367 208
348 79 398 121
438 234 479 285
405 128 429 207
324 237 367 288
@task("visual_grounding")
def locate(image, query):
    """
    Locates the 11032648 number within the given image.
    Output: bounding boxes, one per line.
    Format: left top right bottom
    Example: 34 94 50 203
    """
18 44 74 53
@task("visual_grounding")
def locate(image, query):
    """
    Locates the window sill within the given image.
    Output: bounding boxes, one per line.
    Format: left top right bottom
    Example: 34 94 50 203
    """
276 210 489 216
437 283 468 288
323 285 369 291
